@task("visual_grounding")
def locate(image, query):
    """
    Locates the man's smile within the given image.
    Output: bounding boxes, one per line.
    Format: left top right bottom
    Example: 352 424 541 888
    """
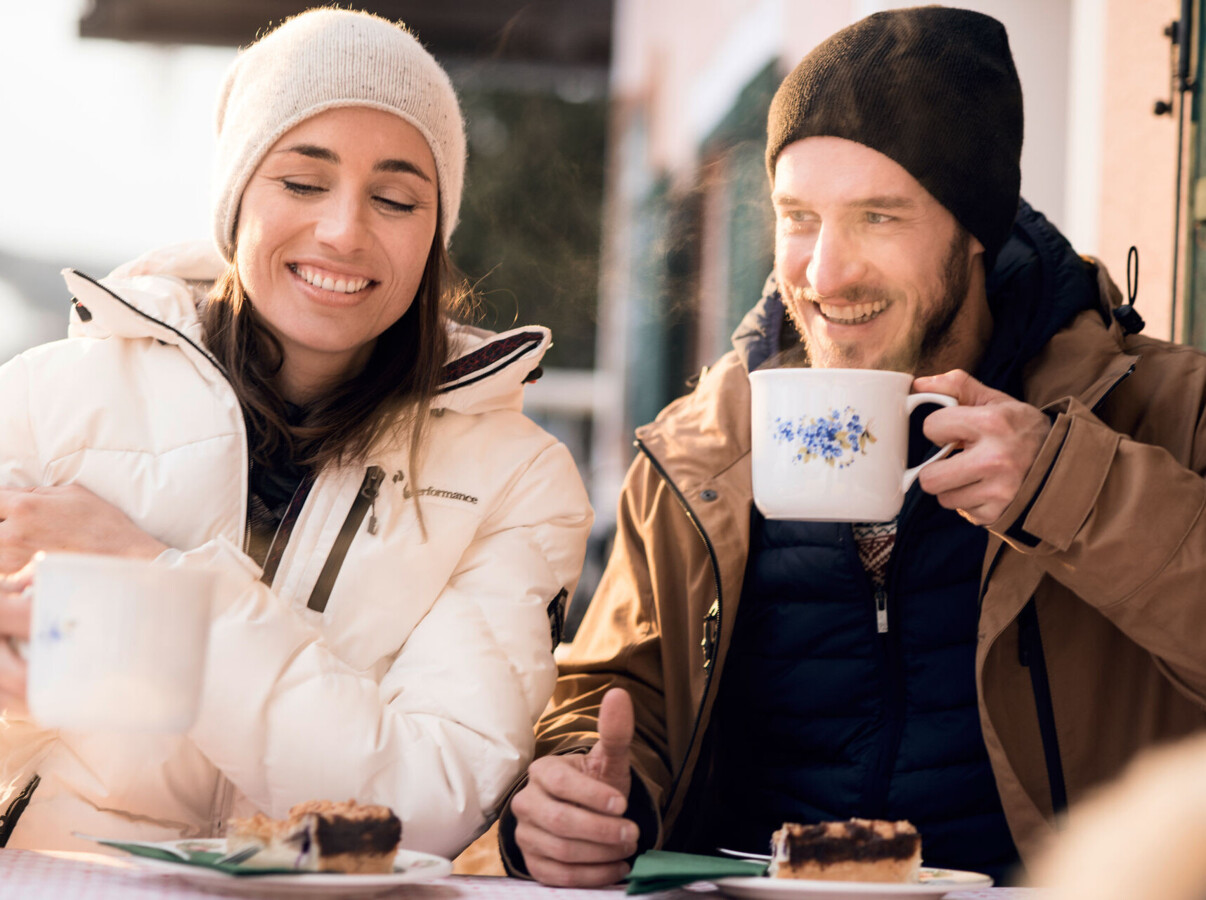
813 298 889 325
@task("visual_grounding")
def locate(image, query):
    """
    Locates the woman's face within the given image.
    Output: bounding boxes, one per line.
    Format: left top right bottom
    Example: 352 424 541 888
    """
235 106 439 402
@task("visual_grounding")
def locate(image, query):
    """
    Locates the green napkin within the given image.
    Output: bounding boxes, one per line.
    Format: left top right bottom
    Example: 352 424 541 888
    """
97 840 299 877
626 850 767 894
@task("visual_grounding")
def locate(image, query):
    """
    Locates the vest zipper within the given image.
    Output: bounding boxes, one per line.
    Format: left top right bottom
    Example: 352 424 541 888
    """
874 587 888 633
306 466 385 613
863 487 925 818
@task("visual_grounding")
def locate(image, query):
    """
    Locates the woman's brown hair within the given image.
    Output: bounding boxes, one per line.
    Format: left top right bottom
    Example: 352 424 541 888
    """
201 217 469 479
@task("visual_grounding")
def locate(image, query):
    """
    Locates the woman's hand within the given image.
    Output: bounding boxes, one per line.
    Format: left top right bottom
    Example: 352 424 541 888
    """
0 485 169 574
0 565 32 715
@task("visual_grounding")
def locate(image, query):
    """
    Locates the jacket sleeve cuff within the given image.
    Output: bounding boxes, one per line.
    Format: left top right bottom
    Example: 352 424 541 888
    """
154 535 262 616
497 754 663 879
497 747 589 878
626 771 663 855
988 399 1119 552
496 780 532 877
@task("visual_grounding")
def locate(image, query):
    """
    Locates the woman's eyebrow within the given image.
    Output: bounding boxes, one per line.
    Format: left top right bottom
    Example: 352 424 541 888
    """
272 144 431 182
373 158 432 182
277 143 337 162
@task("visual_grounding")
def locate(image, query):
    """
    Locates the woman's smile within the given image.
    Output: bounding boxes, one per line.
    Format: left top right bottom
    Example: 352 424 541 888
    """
287 262 375 296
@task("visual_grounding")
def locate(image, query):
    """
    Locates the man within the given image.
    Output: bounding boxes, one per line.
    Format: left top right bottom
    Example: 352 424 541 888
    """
502 5 1206 887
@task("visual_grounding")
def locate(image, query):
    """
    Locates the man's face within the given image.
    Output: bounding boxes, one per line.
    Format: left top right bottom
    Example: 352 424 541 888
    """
772 136 988 375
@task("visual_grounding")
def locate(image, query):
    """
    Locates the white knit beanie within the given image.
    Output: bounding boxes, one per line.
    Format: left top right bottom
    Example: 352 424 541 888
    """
212 7 466 261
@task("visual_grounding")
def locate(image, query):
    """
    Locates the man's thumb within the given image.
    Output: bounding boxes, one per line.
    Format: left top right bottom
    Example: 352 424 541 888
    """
586 688 634 790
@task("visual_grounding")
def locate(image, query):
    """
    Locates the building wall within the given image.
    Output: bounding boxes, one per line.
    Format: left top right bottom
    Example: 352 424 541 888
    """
1098 0 1180 340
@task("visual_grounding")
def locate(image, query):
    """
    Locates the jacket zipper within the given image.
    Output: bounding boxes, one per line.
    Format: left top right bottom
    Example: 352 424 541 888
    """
208 776 236 838
1017 599 1067 813
307 466 385 612
0 774 40 847
634 439 723 819
258 473 318 586
243 461 255 555
991 362 1136 820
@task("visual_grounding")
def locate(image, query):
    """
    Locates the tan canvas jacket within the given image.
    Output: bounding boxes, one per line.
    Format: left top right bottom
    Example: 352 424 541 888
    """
520 262 1206 867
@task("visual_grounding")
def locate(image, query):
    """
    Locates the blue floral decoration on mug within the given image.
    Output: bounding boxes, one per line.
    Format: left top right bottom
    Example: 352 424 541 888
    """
36 619 77 644
772 406 877 468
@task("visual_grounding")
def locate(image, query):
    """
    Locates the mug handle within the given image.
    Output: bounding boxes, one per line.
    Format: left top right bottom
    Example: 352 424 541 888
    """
901 392 959 493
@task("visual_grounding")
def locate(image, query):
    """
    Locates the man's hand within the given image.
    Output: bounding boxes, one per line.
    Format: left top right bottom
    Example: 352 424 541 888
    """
0 485 168 574
912 370 1053 525
513 688 640 886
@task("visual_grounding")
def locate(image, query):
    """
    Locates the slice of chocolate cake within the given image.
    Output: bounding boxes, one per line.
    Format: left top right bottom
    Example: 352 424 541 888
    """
768 819 921 883
226 798 402 874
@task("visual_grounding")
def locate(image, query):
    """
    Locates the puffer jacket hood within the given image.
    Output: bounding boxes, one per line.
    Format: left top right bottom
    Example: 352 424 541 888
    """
979 199 1102 396
63 240 551 419
730 199 1100 398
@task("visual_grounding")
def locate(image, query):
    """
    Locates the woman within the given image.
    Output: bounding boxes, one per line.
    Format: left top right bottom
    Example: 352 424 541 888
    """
0 8 592 857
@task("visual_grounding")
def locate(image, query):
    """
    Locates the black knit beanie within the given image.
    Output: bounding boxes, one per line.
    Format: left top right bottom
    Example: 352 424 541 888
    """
766 6 1023 269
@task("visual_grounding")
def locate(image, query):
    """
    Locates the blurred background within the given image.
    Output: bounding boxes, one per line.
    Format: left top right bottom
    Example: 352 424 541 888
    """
0 0 1199 628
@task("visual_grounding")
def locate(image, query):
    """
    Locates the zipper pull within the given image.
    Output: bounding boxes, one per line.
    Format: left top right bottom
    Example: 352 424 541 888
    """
363 466 385 535
701 599 720 670
875 588 889 633
243 460 256 553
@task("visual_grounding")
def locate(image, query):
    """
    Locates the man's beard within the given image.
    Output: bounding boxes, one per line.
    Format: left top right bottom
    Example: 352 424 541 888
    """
784 227 973 373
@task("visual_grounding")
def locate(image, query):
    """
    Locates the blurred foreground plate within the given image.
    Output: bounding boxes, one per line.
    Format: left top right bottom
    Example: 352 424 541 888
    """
714 867 992 900
94 837 452 897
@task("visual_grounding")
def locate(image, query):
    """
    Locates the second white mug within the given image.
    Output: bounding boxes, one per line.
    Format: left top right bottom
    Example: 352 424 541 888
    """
26 552 216 733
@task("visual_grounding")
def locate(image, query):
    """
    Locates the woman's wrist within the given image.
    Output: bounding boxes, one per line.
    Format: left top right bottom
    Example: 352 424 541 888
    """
129 534 172 560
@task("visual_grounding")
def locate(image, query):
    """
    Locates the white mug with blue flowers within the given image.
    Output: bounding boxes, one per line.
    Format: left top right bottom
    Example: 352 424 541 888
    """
749 368 958 521
27 551 216 732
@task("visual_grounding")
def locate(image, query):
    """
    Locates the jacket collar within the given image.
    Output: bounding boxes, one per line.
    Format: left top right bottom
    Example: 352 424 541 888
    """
635 350 752 492
60 257 553 418
979 200 1106 398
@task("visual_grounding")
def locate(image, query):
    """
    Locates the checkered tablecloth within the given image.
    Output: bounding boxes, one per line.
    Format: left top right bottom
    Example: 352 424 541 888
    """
0 848 1040 899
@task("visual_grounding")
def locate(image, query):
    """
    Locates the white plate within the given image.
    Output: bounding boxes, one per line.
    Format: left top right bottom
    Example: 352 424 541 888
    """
714 867 993 900
110 838 452 897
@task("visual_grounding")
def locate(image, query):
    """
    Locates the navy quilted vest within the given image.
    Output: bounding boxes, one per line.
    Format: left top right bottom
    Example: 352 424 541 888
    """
713 477 1019 880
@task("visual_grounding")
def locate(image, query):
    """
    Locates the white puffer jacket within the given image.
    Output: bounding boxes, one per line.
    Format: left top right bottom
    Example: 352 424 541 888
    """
0 249 593 857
